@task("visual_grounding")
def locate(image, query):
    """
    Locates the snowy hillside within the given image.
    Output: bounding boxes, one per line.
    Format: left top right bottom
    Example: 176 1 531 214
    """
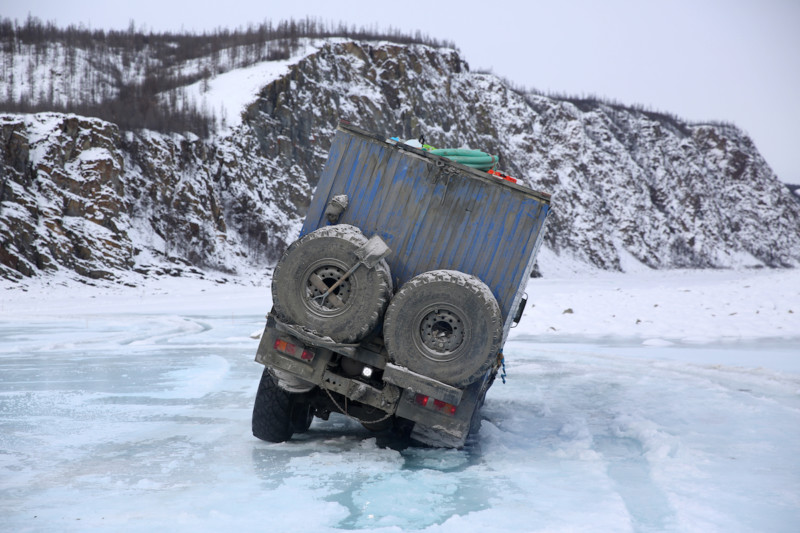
2 39 799 282
0 38 303 120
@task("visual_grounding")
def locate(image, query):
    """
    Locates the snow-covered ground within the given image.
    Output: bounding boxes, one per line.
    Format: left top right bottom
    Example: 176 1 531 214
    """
1 267 799 532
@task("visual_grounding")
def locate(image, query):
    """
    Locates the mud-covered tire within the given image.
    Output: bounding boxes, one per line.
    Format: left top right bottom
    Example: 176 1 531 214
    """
383 270 503 387
271 225 392 343
252 369 312 443
292 405 314 434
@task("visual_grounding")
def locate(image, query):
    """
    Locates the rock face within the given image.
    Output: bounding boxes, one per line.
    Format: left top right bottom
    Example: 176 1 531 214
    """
0 113 305 281
0 115 133 279
1 40 799 282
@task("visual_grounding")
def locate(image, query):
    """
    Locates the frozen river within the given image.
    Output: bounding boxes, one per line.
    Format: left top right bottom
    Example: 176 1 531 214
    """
1 270 799 532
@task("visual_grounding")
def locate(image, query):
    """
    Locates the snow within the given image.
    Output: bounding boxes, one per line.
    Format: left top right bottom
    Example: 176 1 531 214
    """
1 267 799 531
519 263 800 348
180 40 322 134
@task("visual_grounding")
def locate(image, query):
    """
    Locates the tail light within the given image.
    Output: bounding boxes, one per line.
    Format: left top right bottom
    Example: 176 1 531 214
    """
415 393 456 416
434 399 457 416
274 339 315 362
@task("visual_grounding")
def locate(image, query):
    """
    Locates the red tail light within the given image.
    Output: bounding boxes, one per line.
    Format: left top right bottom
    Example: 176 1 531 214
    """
274 339 314 362
433 399 457 415
274 339 295 355
415 394 456 415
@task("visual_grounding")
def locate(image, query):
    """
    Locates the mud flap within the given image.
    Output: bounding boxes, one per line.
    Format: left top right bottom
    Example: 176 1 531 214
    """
404 367 495 448
410 422 468 449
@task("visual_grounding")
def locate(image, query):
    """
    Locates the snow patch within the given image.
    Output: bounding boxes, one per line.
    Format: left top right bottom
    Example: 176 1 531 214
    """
179 40 323 135
512 267 800 346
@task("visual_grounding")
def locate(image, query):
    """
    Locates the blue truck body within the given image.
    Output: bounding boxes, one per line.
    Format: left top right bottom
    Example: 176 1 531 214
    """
302 123 551 341
254 122 551 448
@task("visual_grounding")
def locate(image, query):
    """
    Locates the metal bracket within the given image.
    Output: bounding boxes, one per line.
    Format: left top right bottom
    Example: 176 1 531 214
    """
274 316 359 357
325 194 349 224
511 293 528 327
383 363 463 405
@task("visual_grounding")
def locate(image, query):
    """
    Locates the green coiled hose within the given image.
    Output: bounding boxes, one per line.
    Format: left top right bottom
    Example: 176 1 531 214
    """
430 148 498 171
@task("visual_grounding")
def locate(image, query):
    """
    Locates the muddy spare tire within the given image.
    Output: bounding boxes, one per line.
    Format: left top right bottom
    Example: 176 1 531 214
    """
272 224 392 343
383 270 503 387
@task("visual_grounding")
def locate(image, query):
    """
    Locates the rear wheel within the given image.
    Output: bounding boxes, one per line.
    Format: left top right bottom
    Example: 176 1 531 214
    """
252 369 313 443
383 270 503 387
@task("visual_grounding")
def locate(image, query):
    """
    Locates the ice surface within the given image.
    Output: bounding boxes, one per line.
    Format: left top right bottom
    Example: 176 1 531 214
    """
1 269 799 532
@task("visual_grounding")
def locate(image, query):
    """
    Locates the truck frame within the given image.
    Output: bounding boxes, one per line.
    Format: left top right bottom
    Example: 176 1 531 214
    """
252 122 551 448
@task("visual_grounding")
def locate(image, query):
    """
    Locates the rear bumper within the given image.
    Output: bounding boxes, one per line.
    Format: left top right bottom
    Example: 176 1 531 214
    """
255 314 401 413
255 313 489 447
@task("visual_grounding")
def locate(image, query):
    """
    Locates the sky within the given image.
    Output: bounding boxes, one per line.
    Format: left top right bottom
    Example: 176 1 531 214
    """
4 0 799 183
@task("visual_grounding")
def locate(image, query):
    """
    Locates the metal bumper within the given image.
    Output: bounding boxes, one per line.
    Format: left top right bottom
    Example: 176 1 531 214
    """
255 315 401 413
255 314 488 447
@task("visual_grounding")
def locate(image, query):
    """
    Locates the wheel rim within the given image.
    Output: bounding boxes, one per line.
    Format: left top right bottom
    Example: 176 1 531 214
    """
302 260 353 316
416 306 466 361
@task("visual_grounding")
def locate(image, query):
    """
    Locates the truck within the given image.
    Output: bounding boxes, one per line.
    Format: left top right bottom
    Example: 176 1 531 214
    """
252 122 551 448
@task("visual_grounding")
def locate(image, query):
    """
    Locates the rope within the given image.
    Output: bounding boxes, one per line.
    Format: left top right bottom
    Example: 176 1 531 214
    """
323 386 395 425
499 351 507 384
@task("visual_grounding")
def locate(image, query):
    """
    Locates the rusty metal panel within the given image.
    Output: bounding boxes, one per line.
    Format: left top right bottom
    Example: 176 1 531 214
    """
301 122 551 338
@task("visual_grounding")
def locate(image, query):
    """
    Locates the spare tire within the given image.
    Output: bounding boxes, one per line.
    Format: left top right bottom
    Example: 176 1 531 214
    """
272 224 392 343
383 270 503 387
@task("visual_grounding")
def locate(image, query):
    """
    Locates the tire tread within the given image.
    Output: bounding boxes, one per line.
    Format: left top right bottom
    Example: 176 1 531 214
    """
383 270 502 386
252 370 295 443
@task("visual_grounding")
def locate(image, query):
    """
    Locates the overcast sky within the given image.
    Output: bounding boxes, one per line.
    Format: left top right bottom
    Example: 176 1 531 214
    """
6 0 799 183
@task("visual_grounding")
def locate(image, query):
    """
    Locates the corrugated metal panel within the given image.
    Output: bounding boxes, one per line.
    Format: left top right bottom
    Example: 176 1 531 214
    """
301 123 551 339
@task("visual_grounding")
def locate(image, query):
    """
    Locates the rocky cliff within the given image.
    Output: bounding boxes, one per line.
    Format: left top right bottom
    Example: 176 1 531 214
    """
0 112 303 281
2 40 799 282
